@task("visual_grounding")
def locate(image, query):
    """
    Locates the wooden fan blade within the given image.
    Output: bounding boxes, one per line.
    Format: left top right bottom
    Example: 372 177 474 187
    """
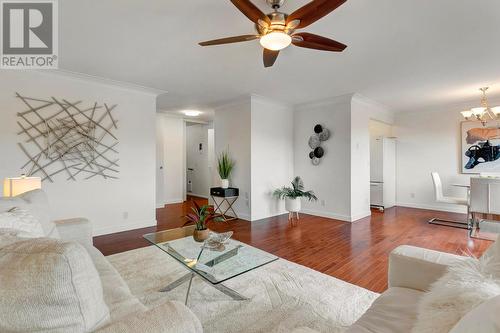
287 0 347 29
230 0 270 24
292 32 347 52
199 35 259 46
263 49 279 67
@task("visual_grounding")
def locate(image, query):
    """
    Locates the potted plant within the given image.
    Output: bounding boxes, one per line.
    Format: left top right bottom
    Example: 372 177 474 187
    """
217 150 235 189
186 201 223 242
273 176 318 214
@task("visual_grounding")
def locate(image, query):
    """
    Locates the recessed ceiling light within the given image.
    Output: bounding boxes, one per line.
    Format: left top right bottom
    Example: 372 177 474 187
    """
183 110 202 117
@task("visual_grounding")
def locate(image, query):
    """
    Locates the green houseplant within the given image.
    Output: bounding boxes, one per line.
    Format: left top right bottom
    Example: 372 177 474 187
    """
217 150 235 189
186 201 222 242
273 176 318 214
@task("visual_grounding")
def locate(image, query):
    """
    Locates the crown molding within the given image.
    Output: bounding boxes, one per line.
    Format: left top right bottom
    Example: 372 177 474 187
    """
294 93 355 110
35 69 167 96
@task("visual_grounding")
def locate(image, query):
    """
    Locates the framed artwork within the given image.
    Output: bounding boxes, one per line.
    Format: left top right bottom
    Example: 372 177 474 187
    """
461 121 500 174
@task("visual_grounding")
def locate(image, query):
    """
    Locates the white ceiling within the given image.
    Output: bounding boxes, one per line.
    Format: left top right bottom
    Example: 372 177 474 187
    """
60 0 500 112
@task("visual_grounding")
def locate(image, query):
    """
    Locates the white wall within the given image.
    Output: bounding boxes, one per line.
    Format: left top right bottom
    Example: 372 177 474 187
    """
214 98 252 220
394 102 487 213
369 119 393 138
186 123 210 198
294 95 353 221
0 70 158 236
156 114 185 206
292 94 394 222
351 95 395 220
250 95 294 221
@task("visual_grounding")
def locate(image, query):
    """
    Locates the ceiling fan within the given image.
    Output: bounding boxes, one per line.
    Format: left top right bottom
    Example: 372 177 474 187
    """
199 0 348 68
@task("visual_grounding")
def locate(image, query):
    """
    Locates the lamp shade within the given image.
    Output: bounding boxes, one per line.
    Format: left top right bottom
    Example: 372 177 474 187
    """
3 177 41 197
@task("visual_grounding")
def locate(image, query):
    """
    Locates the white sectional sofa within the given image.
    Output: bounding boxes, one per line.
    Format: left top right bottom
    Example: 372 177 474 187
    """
0 190 202 333
346 242 498 332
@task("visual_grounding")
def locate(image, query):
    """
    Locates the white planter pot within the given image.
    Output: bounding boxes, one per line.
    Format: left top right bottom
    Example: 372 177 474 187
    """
221 179 229 189
285 197 301 212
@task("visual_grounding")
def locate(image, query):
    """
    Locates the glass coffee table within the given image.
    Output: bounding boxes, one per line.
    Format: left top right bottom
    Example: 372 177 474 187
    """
143 225 278 305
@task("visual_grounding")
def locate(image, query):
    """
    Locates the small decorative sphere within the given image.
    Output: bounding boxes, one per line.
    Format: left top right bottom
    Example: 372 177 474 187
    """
314 146 324 158
314 124 323 134
308 134 321 149
319 128 330 141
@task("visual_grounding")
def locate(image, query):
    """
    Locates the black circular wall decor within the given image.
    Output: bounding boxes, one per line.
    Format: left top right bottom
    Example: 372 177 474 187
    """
309 124 330 165
314 147 324 158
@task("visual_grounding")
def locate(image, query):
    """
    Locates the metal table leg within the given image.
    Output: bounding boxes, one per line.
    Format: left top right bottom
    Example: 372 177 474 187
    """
185 273 195 305
159 272 249 303
212 282 249 301
159 273 193 292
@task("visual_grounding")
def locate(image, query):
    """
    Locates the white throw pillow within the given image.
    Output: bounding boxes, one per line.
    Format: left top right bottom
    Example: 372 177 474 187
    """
412 256 500 333
0 207 44 238
18 189 60 238
449 294 500 333
0 237 110 332
0 190 60 238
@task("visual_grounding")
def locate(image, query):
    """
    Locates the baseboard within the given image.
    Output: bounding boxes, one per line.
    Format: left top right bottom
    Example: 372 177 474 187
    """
251 210 288 222
351 211 372 222
300 209 352 222
396 202 467 214
235 212 251 221
156 198 184 208
94 219 157 236
187 193 208 199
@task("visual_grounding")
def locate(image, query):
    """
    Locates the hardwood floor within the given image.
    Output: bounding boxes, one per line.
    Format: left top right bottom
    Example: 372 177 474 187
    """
93 199 493 293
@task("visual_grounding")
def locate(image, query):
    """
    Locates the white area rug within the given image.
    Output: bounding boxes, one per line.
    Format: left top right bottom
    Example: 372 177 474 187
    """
108 245 378 333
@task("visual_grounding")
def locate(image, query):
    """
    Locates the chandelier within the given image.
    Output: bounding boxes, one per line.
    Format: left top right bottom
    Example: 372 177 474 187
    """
461 87 500 125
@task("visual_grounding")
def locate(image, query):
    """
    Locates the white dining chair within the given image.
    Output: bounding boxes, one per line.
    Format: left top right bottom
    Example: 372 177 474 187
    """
428 172 470 229
470 177 500 236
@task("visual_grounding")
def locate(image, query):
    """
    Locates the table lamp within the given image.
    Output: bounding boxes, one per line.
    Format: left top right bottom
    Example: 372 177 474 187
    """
3 175 42 197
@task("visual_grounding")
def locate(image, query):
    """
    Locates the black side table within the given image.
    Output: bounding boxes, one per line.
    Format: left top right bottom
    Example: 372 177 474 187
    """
210 187 239 222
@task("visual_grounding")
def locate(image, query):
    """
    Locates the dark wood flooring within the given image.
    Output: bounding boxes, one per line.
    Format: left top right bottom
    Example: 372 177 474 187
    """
93 197 493 293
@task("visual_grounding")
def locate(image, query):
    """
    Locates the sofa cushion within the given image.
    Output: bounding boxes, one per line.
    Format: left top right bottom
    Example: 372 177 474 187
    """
85 245 147 321
0 237 110 333
0 207 45 238
0 189 59 238
449 294 500 333
346 287 423 333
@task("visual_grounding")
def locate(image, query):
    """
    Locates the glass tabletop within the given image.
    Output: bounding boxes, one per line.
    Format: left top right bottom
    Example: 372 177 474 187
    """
143 226 278 285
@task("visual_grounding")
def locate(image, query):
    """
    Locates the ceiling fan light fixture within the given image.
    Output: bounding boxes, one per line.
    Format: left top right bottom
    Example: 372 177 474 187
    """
183 110 202 117
259 31 291 51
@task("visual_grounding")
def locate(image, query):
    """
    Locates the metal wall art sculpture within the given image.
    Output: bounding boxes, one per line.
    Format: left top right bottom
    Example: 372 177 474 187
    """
308 124 330 165
15 93 119 182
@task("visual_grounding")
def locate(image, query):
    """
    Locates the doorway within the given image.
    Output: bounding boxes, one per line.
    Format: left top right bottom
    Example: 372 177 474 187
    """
185 121 215 199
